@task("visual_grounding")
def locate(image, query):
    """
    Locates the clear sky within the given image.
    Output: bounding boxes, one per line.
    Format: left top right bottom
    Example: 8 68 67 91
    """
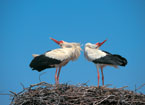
0 0 145 104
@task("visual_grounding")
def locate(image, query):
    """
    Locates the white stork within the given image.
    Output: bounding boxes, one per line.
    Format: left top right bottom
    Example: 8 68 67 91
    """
30 38 81 84
84 40 127 87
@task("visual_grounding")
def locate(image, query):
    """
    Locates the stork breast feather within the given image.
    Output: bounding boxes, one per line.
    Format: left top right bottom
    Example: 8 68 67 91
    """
45 48 71 61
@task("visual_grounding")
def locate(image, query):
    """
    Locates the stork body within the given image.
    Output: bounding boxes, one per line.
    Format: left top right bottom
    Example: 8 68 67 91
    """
84 40 127 86
30 38 81 84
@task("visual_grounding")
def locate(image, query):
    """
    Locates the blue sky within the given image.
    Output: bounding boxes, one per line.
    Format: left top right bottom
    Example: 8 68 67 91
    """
0 0 145 104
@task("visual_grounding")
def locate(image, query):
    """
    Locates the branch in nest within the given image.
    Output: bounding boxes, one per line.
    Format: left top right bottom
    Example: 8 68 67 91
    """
39 72 47 82
0 93 11 96
119 86 128 90
135 83 145 92
93 95 115 105
103 84 112 88
9 91 17 96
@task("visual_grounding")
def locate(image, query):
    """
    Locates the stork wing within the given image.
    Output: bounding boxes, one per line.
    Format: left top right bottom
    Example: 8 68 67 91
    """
93 54 127 66
45 48 72 61
29 55 61 71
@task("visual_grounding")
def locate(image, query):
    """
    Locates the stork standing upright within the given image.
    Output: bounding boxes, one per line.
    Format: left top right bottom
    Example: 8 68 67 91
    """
84 40 127 87
29 38 81 84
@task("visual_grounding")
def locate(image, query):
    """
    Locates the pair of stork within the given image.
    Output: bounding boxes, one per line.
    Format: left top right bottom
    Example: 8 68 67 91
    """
30 38 127 86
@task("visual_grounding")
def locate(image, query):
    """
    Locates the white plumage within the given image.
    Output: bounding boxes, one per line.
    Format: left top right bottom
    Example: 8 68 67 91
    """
30 38 81 84
45 48 73 61
84 40 127 87
84 43 107 61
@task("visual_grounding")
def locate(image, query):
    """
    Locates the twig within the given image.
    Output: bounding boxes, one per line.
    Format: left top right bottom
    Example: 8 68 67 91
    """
30 82 46 87
135 83 145 92
9 91 17 96
39 72 47 82
119 86 128 90
94 95 115 105
0 93 11 96
81 80 89 86
20 82 25 90
131 84 137 105
103 84 112 88
135 84 137 92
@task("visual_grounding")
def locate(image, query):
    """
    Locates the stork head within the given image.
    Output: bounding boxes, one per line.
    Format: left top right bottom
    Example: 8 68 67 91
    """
50 37 64 46
96 39 107 48
50 37 79 48
85 39 107 49
85 43 97 49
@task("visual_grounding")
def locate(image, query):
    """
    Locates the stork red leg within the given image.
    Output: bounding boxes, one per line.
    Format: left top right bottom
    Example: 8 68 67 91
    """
96 65 100 87
55 68 58 84
57 66 62 84
101 66 104 86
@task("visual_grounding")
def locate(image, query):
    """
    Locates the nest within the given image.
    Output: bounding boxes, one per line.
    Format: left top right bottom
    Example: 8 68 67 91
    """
10 82 145 105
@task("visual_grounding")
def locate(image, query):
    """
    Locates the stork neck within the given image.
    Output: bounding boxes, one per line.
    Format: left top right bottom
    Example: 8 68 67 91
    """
71 46 81 61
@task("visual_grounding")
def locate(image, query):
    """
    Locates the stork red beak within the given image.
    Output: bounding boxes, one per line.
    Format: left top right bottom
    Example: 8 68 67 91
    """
50 37 63 44
96 39 107 47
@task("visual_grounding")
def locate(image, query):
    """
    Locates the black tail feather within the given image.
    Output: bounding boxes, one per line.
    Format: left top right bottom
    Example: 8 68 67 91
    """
113 54 127 66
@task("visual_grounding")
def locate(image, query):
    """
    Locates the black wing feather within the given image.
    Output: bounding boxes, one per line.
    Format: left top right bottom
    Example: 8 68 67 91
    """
29 55 61 72
93 54 127 66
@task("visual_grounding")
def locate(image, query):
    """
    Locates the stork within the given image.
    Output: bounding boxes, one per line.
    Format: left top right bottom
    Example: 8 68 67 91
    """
29 38 81 84
84 40 127 87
